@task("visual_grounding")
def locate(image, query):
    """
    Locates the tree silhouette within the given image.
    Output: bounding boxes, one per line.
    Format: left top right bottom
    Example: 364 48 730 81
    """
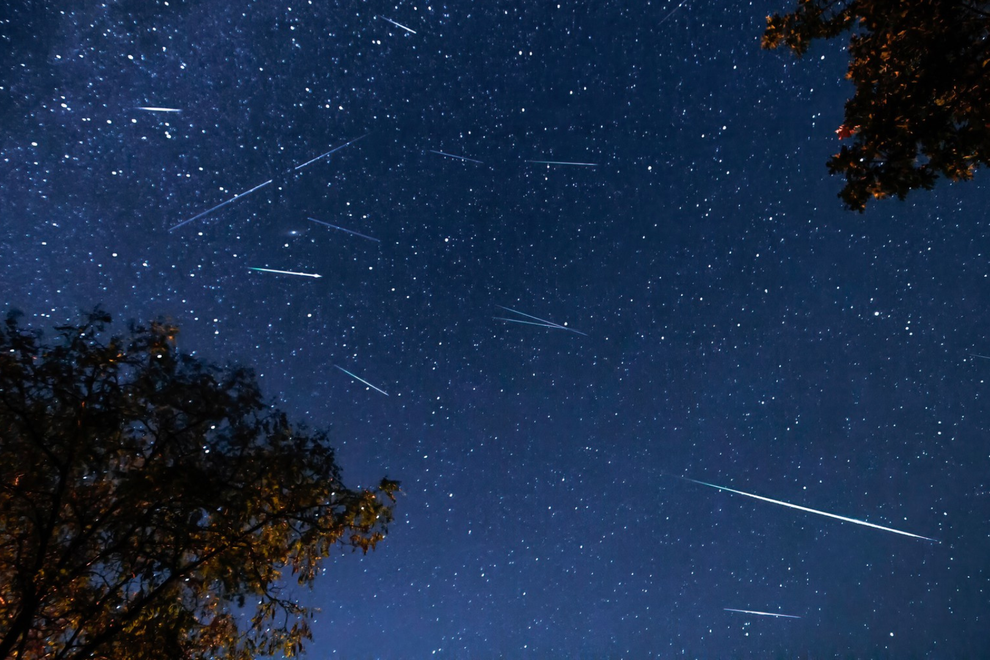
763 0 990 211
0 309 399 660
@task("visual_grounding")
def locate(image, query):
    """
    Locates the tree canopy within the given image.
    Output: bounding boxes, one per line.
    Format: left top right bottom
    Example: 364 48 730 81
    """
0 309 399 660
763 0 990 211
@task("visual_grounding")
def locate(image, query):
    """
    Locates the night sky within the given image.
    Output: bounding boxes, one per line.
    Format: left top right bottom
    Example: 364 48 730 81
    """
3 1 990 657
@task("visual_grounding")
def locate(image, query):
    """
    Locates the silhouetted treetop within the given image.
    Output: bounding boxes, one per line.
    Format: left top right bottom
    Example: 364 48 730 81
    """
763 0 990 211
0 308 399 660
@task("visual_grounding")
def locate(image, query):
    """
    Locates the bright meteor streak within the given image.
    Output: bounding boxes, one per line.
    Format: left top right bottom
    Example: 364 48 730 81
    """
681 477 939 542
378 15 416 33
334 365 389 396
137 106 181 113
724 608 800 619
247 267 322 279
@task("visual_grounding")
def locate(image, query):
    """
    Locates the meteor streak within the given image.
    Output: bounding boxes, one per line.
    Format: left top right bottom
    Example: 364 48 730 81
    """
525 159 598 167
170 135 368 231
247 267 322 278
681 477 938 542
307 217 380 242
334 365 389 396
429 150 484 164
494 305 587 336
293 133 370 171
724 608 800 619
136 106 181 113
379 15 416 33
493 317 573 330
170 179 273 231
657 0 692 27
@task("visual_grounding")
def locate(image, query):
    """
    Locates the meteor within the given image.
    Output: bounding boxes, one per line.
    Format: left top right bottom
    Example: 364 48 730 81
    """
494 305 587 336
170 135 368 231
657 0 692 27
429 150 484 164
247 267 322 278
681 476 939 542
136 106 181 113
724 608 800 619
307 217 380 242
170 179 273 232
525 159 598 167
379 15 416 33
293 133 370 172
334 365 389 396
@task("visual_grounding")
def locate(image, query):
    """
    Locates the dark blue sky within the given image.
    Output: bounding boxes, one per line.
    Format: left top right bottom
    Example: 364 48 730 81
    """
3 0 990 657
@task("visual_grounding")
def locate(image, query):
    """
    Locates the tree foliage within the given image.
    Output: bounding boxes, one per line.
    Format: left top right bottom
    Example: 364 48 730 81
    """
763 0 990 211
0 309 399 660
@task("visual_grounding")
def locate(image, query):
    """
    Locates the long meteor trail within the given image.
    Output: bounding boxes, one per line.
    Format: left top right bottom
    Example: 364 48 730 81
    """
307 217 380 242
681 477 938 542
495 305 587 336
137 106 181 113
170 179 273 232
378 15 416 33
293 133 369 171
334 365 389 396
170 135 367 232
724 608 800 619
247 267 322 278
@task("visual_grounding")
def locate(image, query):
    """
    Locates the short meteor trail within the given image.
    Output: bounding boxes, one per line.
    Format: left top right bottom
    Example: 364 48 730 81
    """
657 0 692 27
334 365 389 396
525 159 598 167
494 305 587 336
307 217 380 242
247 267 322 279
379 15 416 33
170 136 368 231
137 106 181 113
970 353 990 361
724 608 800 620
681 477 938 542
429 150 484 164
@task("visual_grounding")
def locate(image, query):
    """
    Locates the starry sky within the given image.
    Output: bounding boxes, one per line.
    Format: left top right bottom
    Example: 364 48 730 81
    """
3 0 990 657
